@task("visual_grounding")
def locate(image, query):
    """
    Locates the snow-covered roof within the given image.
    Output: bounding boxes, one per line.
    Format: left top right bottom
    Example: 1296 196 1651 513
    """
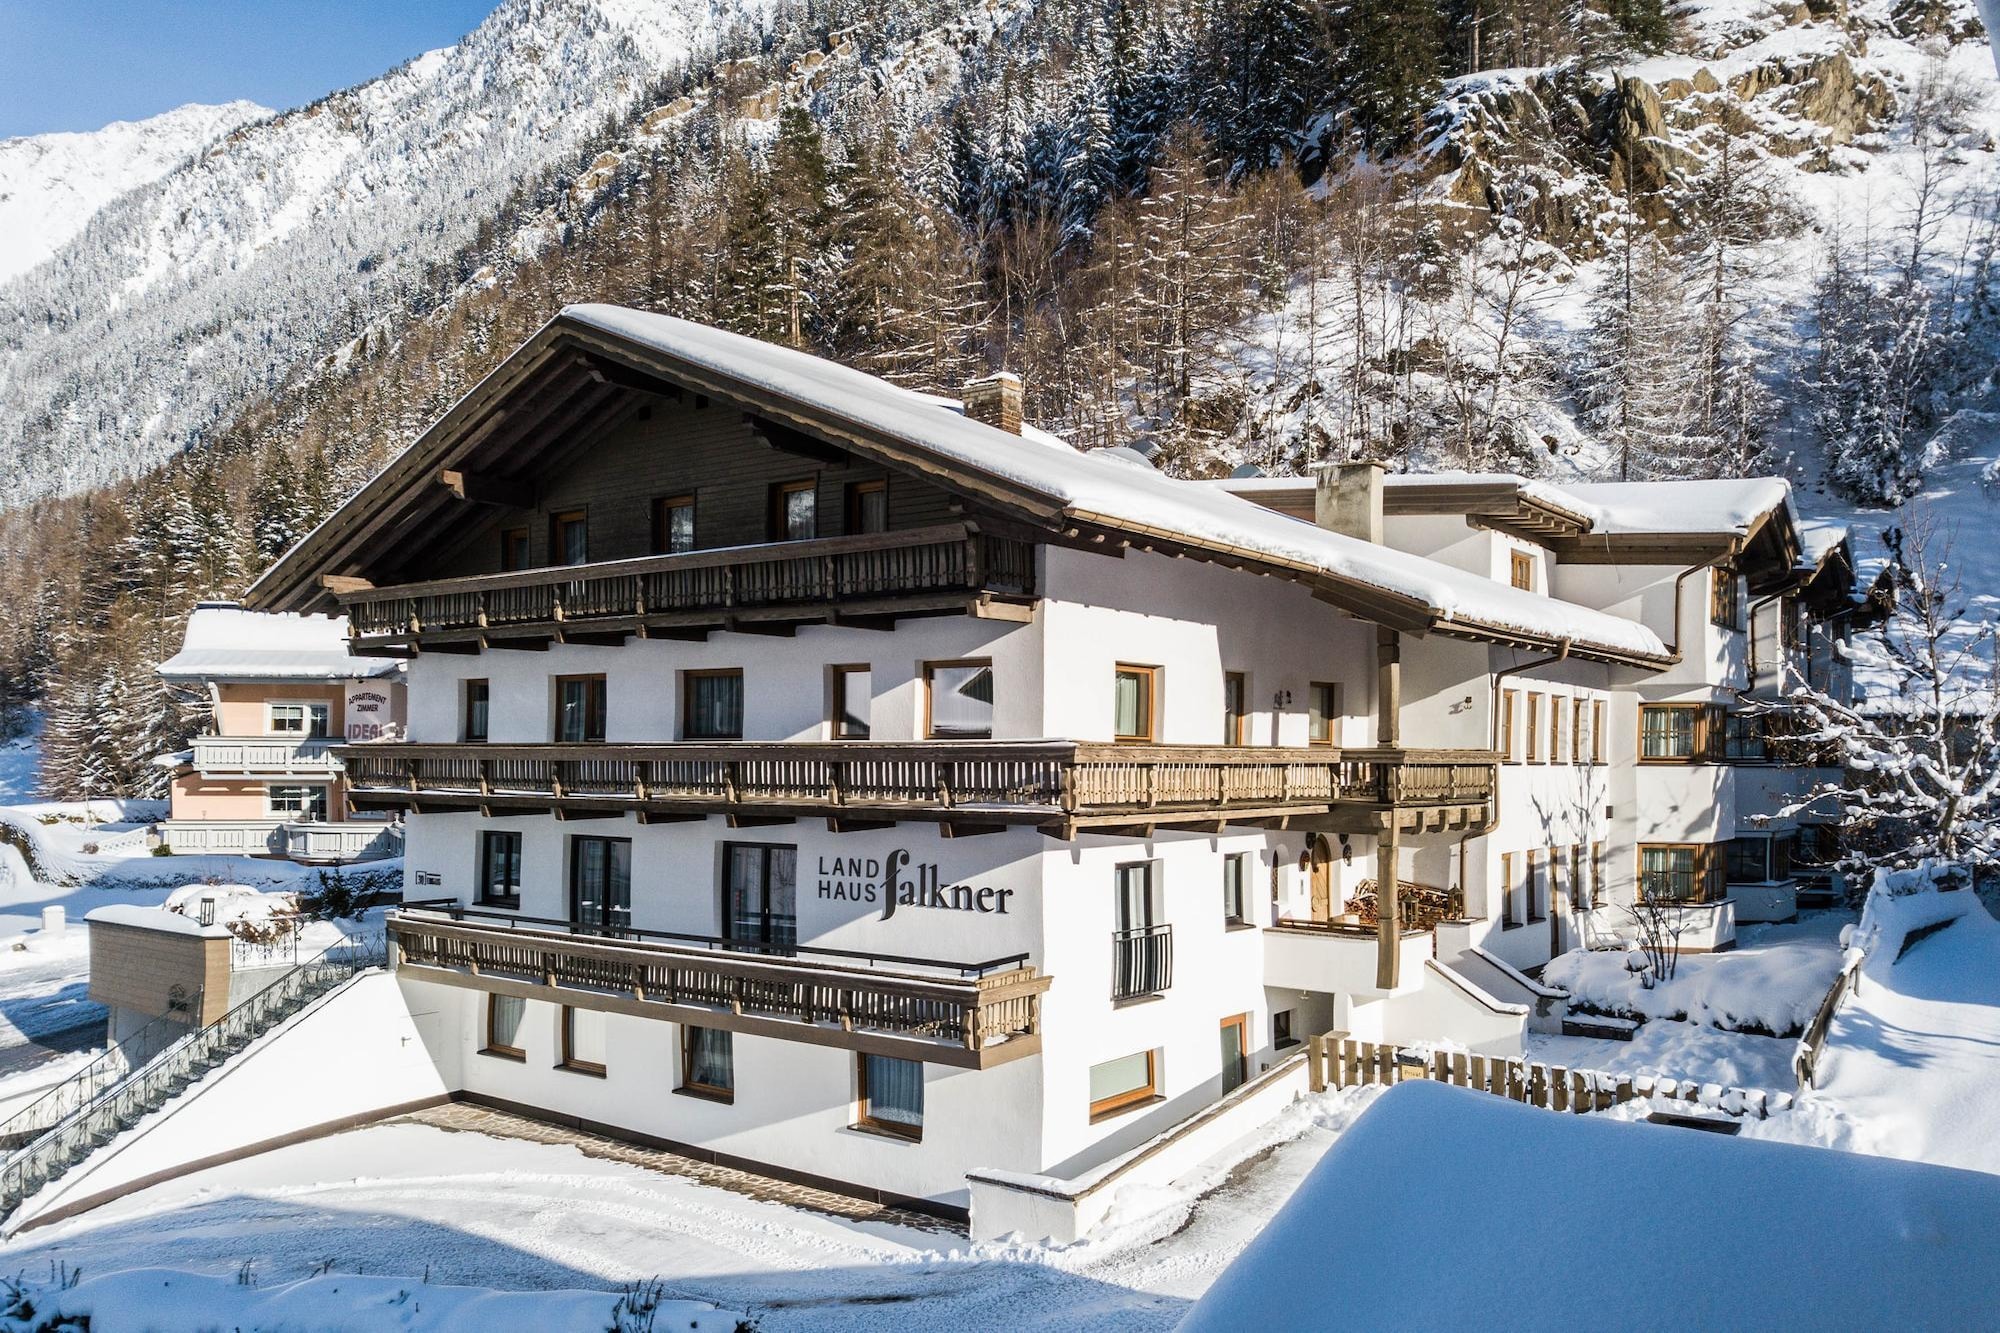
1797 518 1849 570
1183 1081 2000 1331
1555 478 1796 538
561 307 1670 664
158 603 401 682
84 903 233 939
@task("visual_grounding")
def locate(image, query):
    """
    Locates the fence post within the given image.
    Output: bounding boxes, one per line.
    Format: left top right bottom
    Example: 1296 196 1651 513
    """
1308 1034 1327 1094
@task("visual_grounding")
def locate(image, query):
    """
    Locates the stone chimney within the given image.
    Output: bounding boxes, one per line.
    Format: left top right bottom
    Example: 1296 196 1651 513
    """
962 372 1024 435
1315 462 1384 544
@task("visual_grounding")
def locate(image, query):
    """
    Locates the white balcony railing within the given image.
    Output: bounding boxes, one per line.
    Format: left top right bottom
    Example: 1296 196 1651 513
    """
160 819 401 862
190 735 342 778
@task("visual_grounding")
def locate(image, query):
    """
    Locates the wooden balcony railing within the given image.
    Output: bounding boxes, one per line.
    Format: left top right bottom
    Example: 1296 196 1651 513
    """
338 523 1036 646
388 908 1049 1069
338 742 1499 828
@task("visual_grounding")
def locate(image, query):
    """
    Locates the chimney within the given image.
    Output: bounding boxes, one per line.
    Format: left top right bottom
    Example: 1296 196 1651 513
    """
1315 462 1384 544
962 372 1024 435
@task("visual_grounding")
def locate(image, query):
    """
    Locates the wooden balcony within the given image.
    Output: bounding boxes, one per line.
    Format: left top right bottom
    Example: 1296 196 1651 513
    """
337 523 1036 650
340 742 1499 834
388 907 1049 1068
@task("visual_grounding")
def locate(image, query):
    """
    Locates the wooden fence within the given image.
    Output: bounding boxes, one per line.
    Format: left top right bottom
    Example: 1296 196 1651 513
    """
1307 1031 1787 1120
1793 952 1862 1090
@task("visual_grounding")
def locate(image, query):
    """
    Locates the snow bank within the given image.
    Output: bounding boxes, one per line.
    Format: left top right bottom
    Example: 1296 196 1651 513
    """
1544 936 1841 1034
1183 1080 2000 1331
16 1266 735 1333
161 881 298 928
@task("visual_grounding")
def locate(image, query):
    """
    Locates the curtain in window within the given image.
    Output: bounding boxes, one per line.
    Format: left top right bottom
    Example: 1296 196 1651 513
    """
687 1027 732 1090
566 1008 605 1066
1223 855 1246 922
490 995 525 1049
865 1055 924 1129
480 832 521 901
1114 670 1150 738
1641 708 1695 759
930 664 993 737
1642 848 1697 901
666 502 695 553
687 673 743 739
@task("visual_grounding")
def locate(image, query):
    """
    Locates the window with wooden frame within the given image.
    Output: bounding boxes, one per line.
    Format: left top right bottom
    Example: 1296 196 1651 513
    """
651 494 696 554
1113 664 1159 743
1089 1049 1159 1120
1572 698 1586 764
1499 852 1519 928
1592 700 1606 763
1525 850 1545 922
1509 550 1534 591
462 678 490 743
1223 671 1248 745
1308 682 1340 747
553 674 607 743
1591 842 1605 909
559 1006 606 1076
1571 846 1587 911
1501 691 1518 763
1723 712 1768 762
844 479 888 534
770 478 818 541
484 994 526 1060
550 509 589 567
1638 843 1723 903
856 1053 924 1140
1548 696 1564 764
682 669 744 740
679 1026 733 1101
499 526 531 572
830 665 871 740
1639 704 1717 762
476 830 522 908
925 659 994 739
1711 567 1740 629
1222 853 1250 926
1526 694 1543 762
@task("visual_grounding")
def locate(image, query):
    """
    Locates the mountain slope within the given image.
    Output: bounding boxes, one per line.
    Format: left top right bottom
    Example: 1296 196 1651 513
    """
0 101 268 285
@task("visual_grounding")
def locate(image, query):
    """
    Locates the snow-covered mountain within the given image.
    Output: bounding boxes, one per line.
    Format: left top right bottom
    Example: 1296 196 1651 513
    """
0 101 268 285
0 0 784 500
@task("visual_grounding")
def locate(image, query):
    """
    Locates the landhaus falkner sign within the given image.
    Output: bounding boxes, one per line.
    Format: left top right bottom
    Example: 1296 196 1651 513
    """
817 849 1015 920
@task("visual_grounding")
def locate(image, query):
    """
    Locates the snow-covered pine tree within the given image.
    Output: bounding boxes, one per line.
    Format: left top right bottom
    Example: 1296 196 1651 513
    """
1576 204 1707 479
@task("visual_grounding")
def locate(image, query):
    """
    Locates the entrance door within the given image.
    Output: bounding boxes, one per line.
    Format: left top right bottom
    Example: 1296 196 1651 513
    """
569 836 631 935
725 844 798 953
1219 1013 1249 1095
1309 836 1333 921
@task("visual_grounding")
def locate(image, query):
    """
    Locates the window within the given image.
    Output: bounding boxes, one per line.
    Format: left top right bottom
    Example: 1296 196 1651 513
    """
652 494 696 554
551 509 589 567
725 843 797 952
1571 846 1586 912
554 675 607 743
1639 844 1722 903
1223 853 1250 925
268 701 330 737
1220 1013 1250 1095
1592 700 1606 763
925 660 994 739
485 994 526 1059
1510 550 1534 591
560 1006 606 1076
1726 835 1791 884
1526 851 1545 922
845 479 888 534
1113 862 1167 1000
462 679 490 743
1272 1010 1297 1049
1501 691 1517 763
1308 682 1340 746
499 526 531 572
1711 567 1740 629
830 665 871 740
1526 695 1542 762
1500 853 1518 928
1572 698 1586 764
1723 712 1767 762
268 785 329 822
1590 842 1605 910
1549 697 1565 764
680 1026 733 1100
1114 665 1158 743
857 1054 924 1140
772 479 817 541
1640 704 1715 761
682 669 744 740
1089 1050 1159 1120
477 830 522 908
569 836 631 935
1223 672 1248 745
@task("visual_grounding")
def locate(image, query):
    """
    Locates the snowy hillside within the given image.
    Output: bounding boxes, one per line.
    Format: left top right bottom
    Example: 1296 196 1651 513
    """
0 101 267 285
0 0 785 500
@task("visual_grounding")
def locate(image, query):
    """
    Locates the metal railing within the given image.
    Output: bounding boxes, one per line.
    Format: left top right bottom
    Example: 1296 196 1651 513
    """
0 931 385 1222
1112 924 1173 1001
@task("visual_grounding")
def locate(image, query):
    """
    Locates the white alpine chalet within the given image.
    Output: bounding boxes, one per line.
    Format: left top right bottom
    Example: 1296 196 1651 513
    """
231 306 1856 1224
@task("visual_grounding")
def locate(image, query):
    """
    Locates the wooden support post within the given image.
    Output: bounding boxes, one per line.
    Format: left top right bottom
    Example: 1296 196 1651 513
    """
1309 1034 1327 1094
1375 815 1402 990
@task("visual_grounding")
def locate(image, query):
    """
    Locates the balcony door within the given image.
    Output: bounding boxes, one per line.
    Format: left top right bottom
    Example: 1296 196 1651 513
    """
725 843 797 953
569 836 631 936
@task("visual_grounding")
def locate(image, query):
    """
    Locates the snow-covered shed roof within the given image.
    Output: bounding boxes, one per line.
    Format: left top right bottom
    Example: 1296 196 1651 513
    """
247 307 1670 666
157 603 402 683
1555 477 1796 538
1182 1081 2000 1331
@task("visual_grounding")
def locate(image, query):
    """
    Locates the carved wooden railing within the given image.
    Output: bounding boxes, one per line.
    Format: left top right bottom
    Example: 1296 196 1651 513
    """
339 742 1499 821
338 523 1035 642
389 909 1049 1067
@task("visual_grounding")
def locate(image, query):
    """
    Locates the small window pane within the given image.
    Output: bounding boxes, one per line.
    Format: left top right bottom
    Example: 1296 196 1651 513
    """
565 1007 605 1069
1642 708 1696 759
489 995 525 1052
479 831 521 905
834 667 870 739
685 1026 733 1093
862 1054 925 1133
464 680 490 742
929 663 994 738
852 483 888 533
1223 854 1248 923
1089 1051 1154 1105
782 486 817 540
1114 668 1152 741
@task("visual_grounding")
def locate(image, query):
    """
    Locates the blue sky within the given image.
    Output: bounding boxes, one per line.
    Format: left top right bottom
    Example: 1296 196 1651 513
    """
0 1 499 138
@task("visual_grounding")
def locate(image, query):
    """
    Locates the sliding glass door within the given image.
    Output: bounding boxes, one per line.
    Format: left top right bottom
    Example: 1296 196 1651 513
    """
569 836 631 935
725 843 797 953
